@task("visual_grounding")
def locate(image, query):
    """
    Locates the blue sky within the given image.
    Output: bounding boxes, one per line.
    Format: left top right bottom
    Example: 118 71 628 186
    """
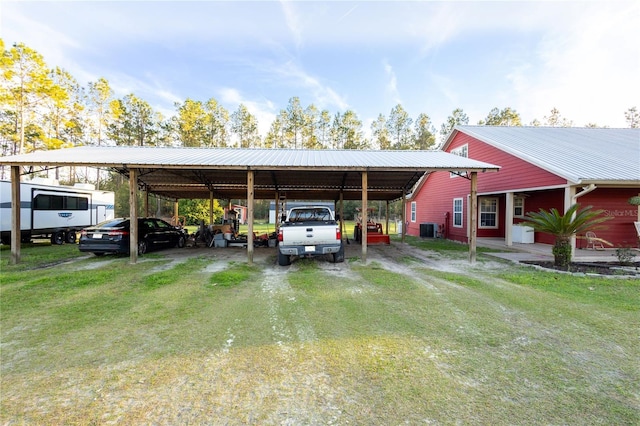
2 1 638 140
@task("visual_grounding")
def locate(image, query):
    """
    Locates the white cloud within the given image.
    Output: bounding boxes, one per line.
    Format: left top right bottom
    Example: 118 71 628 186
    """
506 1 639 126
279 0 304 48
273 61 349 111
383 59 401 105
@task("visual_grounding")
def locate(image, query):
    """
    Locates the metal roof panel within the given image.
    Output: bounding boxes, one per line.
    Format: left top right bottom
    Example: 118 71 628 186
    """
1 146 501 171
452 126 640 183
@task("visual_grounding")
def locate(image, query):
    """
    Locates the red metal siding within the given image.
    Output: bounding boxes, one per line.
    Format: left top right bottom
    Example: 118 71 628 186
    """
408 168 472 243
578 188 640 248
407 133 567 243
407 132 639 248
451 134 566 193
516 189 565 245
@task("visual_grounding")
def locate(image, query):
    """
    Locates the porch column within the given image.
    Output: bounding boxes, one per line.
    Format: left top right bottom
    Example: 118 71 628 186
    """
505 191 514 246
469 172 478 264
10 166 20 264
362 171 368 263
129 168 139 264
174 199 179 222
565 186 577 257
247 170 254 264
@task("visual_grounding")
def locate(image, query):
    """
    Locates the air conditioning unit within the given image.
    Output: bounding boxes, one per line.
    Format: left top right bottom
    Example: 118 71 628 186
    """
419 223 437 238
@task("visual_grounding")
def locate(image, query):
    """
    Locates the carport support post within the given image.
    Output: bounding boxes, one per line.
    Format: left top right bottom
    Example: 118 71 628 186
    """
129 168 139 264
209 191 214 225
362 171 368 263
469 171 478 264
174 200 179 222
247 170 254 264
385 200 390 235
275 192 280 228
10 166 20 264
339 191 344 242
401 189 406 243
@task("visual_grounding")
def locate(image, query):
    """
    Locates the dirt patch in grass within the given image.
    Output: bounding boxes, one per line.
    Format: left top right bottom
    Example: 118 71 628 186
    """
2 242 639 424
522 261 640 277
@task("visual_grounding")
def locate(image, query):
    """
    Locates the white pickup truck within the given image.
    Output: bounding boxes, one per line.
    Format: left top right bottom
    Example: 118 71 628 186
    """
277 206 344 266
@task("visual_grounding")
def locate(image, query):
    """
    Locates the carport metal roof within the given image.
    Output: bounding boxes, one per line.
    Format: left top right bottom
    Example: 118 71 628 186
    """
2 146 500 201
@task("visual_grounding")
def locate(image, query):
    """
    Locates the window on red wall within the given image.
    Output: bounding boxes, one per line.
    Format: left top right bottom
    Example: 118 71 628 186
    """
410 202 416 222
480 197 499 228
514 196 525 218
453 198 463 227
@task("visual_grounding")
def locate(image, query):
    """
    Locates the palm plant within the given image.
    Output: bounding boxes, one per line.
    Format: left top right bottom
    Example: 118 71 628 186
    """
523 204 612 268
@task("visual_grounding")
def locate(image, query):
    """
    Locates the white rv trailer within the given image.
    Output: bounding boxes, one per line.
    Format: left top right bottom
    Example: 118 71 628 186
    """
0 178 115 245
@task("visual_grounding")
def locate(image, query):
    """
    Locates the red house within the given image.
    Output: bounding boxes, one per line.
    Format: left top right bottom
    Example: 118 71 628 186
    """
406 126 640 249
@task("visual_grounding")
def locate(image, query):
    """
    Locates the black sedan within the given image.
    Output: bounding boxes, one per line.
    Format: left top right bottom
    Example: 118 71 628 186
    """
79 217 186 256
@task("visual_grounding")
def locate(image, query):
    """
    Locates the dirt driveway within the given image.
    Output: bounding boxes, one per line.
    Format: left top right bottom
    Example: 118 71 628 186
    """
4 241 637 425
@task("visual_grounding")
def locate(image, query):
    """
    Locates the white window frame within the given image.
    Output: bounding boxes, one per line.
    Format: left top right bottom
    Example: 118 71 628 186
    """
514 196 525 218
453 198 463 227
479 197 499 229
450 144 469 178
410 201 417 222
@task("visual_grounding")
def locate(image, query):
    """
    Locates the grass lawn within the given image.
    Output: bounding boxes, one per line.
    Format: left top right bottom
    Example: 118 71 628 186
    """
1 239 638 424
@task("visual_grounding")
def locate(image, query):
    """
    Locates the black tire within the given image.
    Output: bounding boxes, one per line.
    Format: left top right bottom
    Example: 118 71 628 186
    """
138 239 148 255
66 231 77 244
278 250 291 266
177 235 186 248
332 244 345 263
93 252 105 257
51 231 65 245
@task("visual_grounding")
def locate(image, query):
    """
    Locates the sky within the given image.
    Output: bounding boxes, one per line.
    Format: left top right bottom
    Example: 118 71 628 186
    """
1 0 639 141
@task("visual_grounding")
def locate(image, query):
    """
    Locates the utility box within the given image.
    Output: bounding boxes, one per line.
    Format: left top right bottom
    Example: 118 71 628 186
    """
420 223 437 238
512 224 534 243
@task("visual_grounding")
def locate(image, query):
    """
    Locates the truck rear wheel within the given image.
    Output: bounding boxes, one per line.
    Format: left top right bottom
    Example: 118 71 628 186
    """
51 231 65 245
332 244 345 263
278 250 291 266
66 231 77 244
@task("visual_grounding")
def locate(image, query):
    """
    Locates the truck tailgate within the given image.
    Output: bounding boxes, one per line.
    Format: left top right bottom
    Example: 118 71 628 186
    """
282 223 338 246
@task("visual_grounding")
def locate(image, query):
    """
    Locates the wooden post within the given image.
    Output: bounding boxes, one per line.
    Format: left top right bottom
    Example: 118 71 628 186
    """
362 171 368 263
339 191 344 242
174 199 180 222
469 171 477 264
247 170 254 264
144 189 149 217
385 200 390 235
275 192 280 229
10 166 21 265
209 190 214 225
401 189 406 243
129 168 139 264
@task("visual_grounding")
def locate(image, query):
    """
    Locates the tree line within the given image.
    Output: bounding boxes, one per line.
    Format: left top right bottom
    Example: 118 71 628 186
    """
2 39 639 160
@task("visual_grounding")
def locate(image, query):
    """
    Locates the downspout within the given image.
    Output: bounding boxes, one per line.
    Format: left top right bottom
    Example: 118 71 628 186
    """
572 184 597 203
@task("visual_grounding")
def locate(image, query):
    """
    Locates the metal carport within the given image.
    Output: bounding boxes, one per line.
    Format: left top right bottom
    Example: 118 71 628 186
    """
2 146 500 264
